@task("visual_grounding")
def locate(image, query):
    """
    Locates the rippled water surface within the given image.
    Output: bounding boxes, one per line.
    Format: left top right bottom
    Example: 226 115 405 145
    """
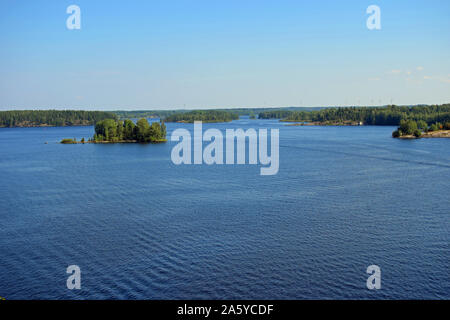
0 119 449 299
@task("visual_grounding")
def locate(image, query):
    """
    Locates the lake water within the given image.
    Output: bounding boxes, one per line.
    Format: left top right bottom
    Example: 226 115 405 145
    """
0 118 449 299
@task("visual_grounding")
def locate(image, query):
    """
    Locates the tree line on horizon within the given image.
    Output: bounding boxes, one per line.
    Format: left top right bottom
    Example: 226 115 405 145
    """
0 110 117 127
3 105 450 128
114 107 326 119
259 104 450 125
164 110 239 123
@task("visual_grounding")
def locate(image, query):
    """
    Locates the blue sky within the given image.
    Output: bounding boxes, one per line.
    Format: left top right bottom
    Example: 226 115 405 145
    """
0 0 449 110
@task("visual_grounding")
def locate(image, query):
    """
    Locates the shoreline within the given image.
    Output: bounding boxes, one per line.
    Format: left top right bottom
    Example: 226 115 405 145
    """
1 123 97 128
61 139 167 144
284 121 364 126
397 130 450 139
170 120 234 123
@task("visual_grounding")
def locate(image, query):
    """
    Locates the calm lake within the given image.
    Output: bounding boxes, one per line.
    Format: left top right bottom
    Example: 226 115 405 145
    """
0 118 449 299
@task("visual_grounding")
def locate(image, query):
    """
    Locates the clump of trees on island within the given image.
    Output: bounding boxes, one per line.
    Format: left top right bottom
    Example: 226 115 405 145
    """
259 104 450 126
0 110 117 127
164 110 239 123
60 118 167 144
92 118 167 142
392 120 450 138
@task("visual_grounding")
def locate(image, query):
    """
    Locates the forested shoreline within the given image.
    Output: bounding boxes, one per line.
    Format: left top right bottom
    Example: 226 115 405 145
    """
2 105 450 129
115 107 325 119
0 110 117 127
164 110 239 123
260 104 450 125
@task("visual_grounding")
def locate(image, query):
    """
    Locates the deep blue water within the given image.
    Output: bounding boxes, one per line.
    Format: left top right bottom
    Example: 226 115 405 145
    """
0 119 449 300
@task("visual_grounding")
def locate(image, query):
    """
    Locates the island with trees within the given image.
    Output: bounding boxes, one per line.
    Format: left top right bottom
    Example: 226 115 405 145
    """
0 110 118 127
392 120 450 139
164 110 239 123
60 118 167 144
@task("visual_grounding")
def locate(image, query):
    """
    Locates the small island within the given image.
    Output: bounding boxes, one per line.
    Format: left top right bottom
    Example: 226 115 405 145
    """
164 110 239 123
392 120 450 139
61 118 167 144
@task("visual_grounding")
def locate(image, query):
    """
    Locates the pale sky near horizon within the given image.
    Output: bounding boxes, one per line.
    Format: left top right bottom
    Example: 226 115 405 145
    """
0 0 449 110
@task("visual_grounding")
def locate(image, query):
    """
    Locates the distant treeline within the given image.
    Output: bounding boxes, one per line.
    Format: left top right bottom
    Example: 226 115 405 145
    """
114 107 326 119
0 110 118 127
114 110 181 120
259 105 450 125
259 110 296 119
164 110 239 123
212 107 326 117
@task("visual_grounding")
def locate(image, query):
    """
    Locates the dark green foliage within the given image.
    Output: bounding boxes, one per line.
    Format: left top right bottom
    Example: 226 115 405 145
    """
392 119 447 138
413 129 422 138
259 110 294 119
416 120 428 131
94 118 167 143
114 110 181 120
261 104 450 125
429 123 440 131
135 118 151 142
0 110 118 127
123 119 136 140
114 107 325 119
399 120 418 135
392 130 401 138
164 110 239 123
95 119 119 141
60 138 77 144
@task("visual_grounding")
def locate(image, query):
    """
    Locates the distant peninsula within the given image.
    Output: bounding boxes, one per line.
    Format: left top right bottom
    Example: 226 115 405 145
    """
164 110 239 123
284 120 364 126
61 118 167 144
260 104 450 127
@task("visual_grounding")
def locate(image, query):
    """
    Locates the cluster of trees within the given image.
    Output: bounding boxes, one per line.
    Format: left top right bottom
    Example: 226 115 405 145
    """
258 104 450 125
164 110 239 123
115 107 326 120
259 110 294 119
114 110 181 120
393 120 450 138
93 118 167 142
0 110 117 127
212 107 324 117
